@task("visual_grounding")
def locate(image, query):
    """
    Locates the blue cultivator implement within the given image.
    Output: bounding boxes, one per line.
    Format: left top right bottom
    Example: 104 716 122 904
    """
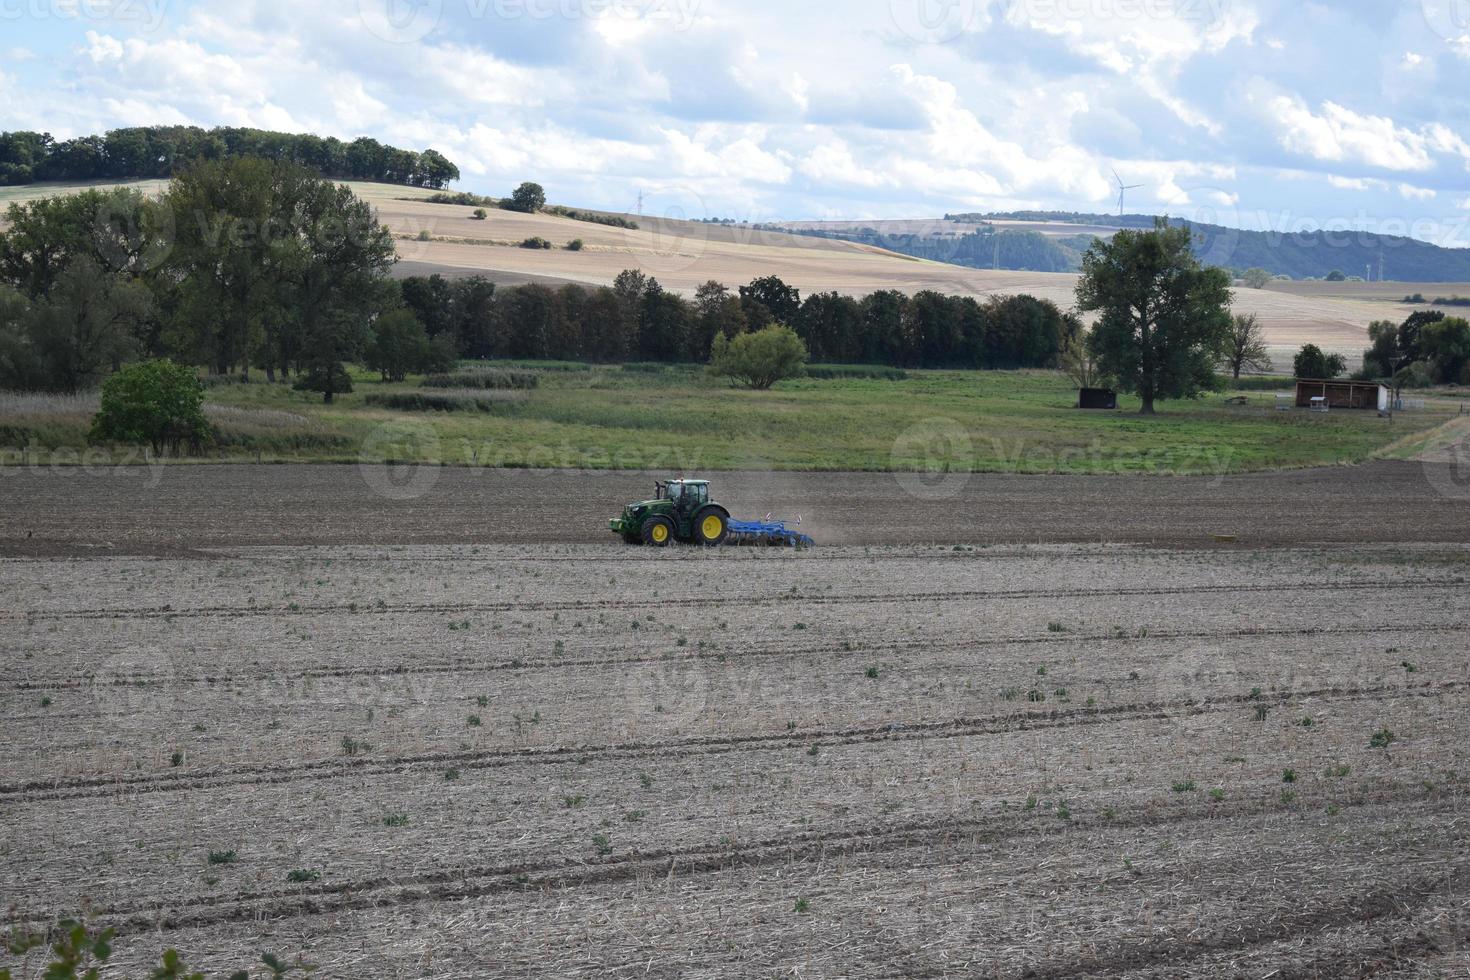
726 518 815 548
609 479 816 548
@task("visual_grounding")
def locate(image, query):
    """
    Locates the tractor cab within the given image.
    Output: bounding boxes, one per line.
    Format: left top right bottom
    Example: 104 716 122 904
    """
657 479 710 512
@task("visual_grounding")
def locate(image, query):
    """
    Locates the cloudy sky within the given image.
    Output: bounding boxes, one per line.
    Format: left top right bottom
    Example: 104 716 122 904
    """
5 0 1470 245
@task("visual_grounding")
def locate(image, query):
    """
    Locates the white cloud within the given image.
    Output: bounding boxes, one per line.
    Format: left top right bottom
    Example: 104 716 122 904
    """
82 31 125 62
0 0 1454 238
420 43 552 108
1326 175 1386 191
1268 97 1446 171
1398 183 1436 200
797 141 888 189
660 127 792 184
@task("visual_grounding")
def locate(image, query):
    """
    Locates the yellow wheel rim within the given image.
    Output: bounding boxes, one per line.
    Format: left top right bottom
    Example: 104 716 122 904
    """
702 516 724 540
651 524 669 543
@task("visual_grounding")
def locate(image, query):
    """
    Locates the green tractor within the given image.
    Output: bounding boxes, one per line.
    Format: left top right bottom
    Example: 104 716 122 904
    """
609 479 730 547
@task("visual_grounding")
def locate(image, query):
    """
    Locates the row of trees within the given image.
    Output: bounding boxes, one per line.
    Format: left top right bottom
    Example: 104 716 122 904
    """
0 157 1076 398
0 159 400 397
397 271 1076 369
0 127 460 188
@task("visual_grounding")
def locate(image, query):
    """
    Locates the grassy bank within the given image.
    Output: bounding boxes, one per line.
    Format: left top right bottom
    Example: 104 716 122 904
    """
0 366 1455 475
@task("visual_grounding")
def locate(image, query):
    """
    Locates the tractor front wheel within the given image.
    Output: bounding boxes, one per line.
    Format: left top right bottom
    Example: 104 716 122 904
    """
642 516 675 547
693 507 730 546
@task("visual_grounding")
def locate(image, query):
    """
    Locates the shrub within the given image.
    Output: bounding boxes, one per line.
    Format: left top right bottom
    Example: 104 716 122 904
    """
520 236 553 250
89 359 209 456
416 229 432 241
421 367 540 389
567 238 584 251
1241 267 1271 289
472 208 487 220
364 391 520 412
709 324 809 390
418 191 498 207
545 205 638 229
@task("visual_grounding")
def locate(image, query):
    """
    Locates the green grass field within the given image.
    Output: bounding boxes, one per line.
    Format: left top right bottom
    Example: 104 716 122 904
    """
0 366 1457 475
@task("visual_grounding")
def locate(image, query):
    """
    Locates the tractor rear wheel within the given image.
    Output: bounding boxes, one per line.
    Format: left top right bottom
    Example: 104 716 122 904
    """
642 516 675 547
693 507 729 546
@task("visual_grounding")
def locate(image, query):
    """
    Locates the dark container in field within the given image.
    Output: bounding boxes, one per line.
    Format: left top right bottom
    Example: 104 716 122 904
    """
1078 388 1118 410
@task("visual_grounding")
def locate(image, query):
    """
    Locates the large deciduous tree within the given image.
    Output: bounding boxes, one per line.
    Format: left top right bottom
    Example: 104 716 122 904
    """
739 275 801 331
1223 313 1273 378
1292 344 1346 380
506 181 546 213
163 157 395 388
1075 219 1233 414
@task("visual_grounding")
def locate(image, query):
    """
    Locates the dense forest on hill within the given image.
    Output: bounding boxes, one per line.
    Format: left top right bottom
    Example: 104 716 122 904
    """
0 126 460 188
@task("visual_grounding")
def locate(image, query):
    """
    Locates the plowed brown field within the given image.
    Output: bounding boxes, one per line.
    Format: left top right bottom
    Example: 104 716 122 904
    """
2 461 1469 976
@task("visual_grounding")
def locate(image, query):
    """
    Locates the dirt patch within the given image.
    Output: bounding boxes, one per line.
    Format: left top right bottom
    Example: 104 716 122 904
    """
2 460 1468 555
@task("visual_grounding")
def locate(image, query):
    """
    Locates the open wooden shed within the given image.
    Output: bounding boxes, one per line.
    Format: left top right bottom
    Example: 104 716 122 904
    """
1294 379 1388 411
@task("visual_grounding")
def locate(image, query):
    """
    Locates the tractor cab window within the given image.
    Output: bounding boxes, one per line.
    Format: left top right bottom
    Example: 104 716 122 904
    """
689 484 709 506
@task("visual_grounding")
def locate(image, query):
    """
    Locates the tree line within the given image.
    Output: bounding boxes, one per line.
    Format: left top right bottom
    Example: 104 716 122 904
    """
0 126 460 188
398 271 1076 369
0 155 1075 400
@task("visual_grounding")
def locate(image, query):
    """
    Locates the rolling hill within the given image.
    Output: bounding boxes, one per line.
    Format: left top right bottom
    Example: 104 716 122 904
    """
782 211 1470 283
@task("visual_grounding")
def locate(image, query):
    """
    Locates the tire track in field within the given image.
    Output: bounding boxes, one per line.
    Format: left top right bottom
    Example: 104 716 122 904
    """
3 680 1463 803
12 788 1463 935
899 869 1466 980
11 621 1469 693
4 577 1462 622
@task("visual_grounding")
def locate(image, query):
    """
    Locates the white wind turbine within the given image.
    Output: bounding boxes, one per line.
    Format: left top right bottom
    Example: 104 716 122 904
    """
1112 169 1144 217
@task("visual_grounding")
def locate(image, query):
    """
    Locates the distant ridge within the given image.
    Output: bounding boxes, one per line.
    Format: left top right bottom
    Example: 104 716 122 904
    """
789 210 1470 282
